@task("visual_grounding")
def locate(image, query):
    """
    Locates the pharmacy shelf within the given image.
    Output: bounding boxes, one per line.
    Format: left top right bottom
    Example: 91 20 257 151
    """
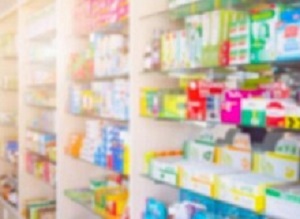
72 74 129 83
142 174 266 217
0 3 19 218
67 154 128 177
140 0 298 19
26 127 56 135
69 112 129 125
77 19 129 37
65 188 119 219
27 83 56 88
142 60 300 78
140 115 300 132
26 103 56 110
64 189 103 219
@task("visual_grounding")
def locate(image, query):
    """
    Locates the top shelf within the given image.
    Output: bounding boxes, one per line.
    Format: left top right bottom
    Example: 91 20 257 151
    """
143 60 300 78
72 74 129 83
76 19 129 37
141 0 300 19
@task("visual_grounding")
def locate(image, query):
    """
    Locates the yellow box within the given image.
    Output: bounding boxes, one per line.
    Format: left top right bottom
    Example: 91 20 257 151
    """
256 152 300 181
216 173 286 213
179 162 239 197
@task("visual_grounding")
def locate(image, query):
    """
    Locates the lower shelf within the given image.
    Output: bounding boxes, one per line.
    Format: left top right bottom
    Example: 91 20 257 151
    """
142 174 266 218
64 188 120 219
67 154 128 177
64 189 96 216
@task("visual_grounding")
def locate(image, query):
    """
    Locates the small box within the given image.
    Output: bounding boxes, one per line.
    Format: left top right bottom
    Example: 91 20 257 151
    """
276 9 300 61
241 99 267 127
284 103 300 130
150 157 182 186
179 162 238 197
250 4 282 63
216 173 285 213
266 183 300 219
257 152 300 181
187 81 206 120
266 100 286 128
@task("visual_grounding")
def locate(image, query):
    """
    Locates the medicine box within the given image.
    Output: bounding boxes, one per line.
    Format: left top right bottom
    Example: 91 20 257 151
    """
266 182 300 219
216 173 285 213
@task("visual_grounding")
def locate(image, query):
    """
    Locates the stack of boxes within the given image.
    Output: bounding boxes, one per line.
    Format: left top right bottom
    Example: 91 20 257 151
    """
67 120 129 175
144 130 300 214
73 0 129 35
81 120 102 163
94 34 129 77
146 3 300 71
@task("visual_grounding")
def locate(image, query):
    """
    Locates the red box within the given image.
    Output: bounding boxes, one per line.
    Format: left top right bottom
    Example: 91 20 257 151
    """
266 101 285 128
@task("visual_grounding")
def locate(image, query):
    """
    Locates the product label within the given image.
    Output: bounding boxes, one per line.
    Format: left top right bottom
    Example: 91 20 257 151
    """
241 99 267 127
266 101 286 128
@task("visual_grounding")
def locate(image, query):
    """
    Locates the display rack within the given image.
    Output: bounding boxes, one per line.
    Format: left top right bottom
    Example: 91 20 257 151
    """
18 0 56 217
130 0 300 218
55 0 130 218
0 4 19 219
0 0 132 218
1 0 299 218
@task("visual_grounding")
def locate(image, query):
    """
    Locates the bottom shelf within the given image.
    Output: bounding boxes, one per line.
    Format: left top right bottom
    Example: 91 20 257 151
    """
0 197 19 218
64 189 96 215
64 188 120 219
142 174 267 218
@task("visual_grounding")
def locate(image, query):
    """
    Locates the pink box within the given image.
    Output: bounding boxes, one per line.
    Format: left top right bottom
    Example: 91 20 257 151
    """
221 89 265 124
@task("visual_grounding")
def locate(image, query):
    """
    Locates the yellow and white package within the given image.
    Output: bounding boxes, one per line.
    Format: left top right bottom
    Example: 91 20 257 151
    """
179 162 239 197
255 134 300 181
184 130 216 163
150 157 183 186
217 133 252 171
216 173 285 213
266 182 300 219
256 152 300 181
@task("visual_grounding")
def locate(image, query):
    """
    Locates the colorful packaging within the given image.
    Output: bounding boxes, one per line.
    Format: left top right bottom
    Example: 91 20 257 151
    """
266 100 286 128
275 134 300 157
266 183 300 219
257 152 300 181
221 89 264 125
179 162 238 197
276 8 300 61
187 81 207 120
284 102 300 130
241 98 267 127
159 91 186 120
250 4 283 63
216 173 285 213
143 198 168 219
139 88 159 118
184 130 216 162
150 157 183 185
229 12 251 65
185 15 203 68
